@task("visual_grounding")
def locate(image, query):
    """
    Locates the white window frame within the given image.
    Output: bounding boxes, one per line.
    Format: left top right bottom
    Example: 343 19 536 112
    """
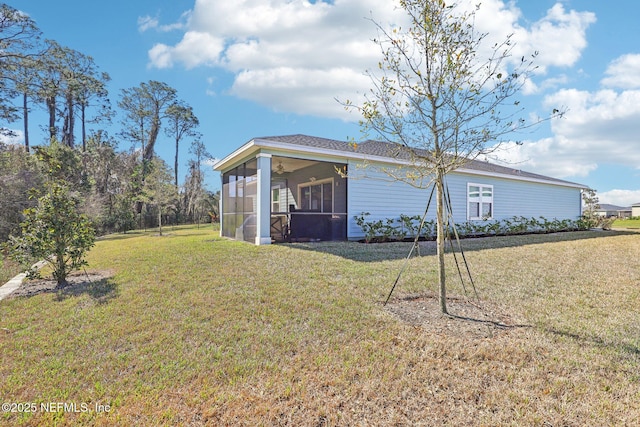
298 178 334 213
467 183 494 220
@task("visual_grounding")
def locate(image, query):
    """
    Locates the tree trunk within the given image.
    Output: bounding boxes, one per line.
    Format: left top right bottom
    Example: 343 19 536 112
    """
54 255 69 289
64 93 75 148
144 116 161 161
81 103 86 151
174 135 179 189
22 92 29 153
436 167 447 315
47 97 56 141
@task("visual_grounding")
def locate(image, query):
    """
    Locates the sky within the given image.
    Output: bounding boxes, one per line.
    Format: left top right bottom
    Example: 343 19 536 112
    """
6 0 640 206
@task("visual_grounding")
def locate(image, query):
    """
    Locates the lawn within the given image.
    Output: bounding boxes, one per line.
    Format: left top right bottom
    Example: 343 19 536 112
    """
1 225 639 425
614 218 640 229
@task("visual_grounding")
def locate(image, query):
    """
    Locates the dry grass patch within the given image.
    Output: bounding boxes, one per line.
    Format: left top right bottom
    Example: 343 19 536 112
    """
1 226 640 425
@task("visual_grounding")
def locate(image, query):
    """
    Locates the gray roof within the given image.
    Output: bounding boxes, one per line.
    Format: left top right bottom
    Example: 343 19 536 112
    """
258 134 586 188
597 204 631 211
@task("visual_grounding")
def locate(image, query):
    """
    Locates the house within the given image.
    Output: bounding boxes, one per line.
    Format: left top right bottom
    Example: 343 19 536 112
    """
633 203 640 218
594 204 631 218
213 134 587 244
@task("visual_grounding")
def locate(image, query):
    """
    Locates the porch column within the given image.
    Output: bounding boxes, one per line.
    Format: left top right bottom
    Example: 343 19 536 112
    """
255 153 272 245
219 172 224 237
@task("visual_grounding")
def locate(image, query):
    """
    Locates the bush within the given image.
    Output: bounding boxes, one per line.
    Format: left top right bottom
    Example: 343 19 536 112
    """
354 213 589 243
3 181 96 287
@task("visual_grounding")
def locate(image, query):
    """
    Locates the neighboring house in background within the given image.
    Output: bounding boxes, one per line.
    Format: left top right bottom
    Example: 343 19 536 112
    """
213 134 588 245
632 203 640 218
594 204 631 218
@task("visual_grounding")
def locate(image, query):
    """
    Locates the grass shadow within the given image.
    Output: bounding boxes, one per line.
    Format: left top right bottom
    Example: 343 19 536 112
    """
285 230 638 262
97 229 217 243
446 313 531 330
54 276 119 304
545 327 640 361
97 231 147 242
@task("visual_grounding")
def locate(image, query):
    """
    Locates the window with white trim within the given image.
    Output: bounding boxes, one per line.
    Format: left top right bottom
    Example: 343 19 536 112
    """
467 183 493 220
299 178 333 212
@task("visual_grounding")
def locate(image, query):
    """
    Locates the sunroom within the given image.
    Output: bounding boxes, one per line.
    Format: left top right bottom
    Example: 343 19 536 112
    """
219 151 348 245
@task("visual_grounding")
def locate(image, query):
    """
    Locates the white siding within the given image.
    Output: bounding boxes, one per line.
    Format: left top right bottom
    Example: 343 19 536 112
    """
346 161 582 239
489 175 582 220
347 164 434 239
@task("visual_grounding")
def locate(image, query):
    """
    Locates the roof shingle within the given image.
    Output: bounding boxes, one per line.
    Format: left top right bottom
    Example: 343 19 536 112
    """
258 134 585 188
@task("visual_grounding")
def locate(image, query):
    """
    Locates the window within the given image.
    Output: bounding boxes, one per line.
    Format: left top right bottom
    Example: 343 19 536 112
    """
299 179 333 213
468 183 493 220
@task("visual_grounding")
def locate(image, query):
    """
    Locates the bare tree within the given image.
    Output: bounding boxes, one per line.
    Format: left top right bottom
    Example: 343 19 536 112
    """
345 0 564 314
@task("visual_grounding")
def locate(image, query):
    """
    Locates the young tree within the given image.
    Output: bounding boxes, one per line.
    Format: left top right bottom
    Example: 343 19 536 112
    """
4 181 95 288
141 158 177 236
581 188 600 228
183 138 211 224
346 0 563 314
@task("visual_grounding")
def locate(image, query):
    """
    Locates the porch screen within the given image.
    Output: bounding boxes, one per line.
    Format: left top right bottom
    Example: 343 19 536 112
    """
222 159 258 242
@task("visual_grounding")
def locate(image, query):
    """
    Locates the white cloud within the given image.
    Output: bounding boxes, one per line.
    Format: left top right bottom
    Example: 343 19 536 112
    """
147 0 595 119
520 4 595 72
149 32 224 69
0 129 24 146
601 54 640 89
137 15 159 33
486 137 598 179
598 189 640 207
487 58 640 180
230 67 370 119
138 11 190 33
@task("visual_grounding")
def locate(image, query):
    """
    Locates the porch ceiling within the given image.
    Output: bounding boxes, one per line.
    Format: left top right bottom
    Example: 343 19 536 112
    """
272 156 318 174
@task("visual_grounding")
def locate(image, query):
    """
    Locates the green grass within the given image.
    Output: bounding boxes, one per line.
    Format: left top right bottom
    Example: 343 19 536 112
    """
1 226 640 425
614 218 640 229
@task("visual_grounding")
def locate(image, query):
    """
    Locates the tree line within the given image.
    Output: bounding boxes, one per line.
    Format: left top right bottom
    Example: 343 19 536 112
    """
0 4 219 244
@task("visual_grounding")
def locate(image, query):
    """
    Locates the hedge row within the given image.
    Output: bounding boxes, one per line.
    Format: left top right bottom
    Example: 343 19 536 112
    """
353 212 601 243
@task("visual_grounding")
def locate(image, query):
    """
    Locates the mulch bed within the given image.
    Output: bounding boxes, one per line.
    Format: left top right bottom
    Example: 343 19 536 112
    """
384 294 528 338
8 270 115 299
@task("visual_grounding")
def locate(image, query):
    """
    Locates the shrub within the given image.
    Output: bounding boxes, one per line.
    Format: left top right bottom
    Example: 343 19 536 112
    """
4 181 96 287
353 212 383 243
355 213 591 243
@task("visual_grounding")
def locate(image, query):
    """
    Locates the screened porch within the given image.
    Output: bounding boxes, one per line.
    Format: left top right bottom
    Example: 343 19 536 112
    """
269 156 347 242
219 154 348 244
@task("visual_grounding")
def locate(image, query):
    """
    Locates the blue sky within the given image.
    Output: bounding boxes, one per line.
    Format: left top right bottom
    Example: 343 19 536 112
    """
7 0 640 206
